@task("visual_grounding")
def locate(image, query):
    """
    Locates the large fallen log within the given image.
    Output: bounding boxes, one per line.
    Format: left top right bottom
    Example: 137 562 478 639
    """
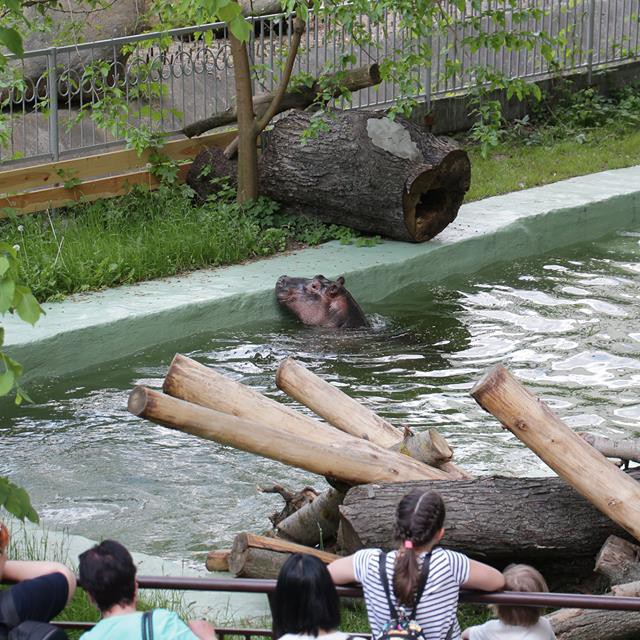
128 386 449 484
257 110 470 242
337 472 640 579
183 64 381 138
471 364 640 543
548 581 640 639
229 532 339 578
595 535 640 586
275 357 470 478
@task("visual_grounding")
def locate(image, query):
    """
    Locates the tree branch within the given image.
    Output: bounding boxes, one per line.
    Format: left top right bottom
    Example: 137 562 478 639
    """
223 15 306 159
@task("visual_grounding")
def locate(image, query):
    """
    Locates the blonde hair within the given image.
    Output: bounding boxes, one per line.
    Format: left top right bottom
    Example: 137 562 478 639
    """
495 564 549 627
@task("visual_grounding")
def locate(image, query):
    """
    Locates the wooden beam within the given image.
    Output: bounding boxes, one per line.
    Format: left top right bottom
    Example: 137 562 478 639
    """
471 364 640 543
0 165 191 215
0 131 236 196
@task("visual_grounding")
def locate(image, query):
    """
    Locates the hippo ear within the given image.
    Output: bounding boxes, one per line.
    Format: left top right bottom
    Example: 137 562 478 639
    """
336 276 345 287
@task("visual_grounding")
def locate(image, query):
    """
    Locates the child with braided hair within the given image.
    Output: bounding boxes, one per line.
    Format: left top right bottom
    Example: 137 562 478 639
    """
328 490 505 640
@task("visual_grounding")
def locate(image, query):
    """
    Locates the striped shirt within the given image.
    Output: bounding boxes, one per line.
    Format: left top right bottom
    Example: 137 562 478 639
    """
353 547 470 640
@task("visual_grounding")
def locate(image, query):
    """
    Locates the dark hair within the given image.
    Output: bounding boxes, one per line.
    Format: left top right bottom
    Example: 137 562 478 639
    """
393 490 445 607
272 553 340 638
78 539 137 613
496 564 549 627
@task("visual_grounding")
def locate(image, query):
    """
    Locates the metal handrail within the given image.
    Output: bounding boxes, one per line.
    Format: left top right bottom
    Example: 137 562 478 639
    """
2 574 636 632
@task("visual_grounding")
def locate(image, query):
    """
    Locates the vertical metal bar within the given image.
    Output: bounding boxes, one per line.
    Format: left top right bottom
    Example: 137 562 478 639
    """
47 47 59 161
587 0 596 83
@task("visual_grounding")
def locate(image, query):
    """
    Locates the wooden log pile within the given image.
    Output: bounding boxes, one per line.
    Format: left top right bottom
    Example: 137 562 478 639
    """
128 357 640 637
127 353 467 576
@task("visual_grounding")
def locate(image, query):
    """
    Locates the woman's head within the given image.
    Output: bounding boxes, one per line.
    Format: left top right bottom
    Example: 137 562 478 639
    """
393 490 446 608
78 539 137 613
272 553 340 638
495 564 549 627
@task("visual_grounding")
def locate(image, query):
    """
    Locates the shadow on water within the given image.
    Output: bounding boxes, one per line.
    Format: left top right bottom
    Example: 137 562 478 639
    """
3 229 640 564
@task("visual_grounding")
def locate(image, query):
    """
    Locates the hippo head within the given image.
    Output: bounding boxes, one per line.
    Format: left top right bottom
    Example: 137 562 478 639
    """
275 274 369 329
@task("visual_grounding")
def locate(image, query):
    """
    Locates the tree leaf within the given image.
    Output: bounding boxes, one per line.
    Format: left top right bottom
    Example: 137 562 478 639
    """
218 1 241 22
15 291 43 326
0 256 9 276
0 26 24 57
229 15 251 41
0 369 15 396
0 276 16 313
0 478 38 522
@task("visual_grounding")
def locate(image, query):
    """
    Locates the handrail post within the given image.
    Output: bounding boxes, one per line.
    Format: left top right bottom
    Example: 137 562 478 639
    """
586 0 596 84
47 47 59 161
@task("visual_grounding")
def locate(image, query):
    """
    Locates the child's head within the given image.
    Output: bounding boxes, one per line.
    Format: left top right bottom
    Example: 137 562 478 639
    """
272 553 340 638
393 490 446 607
495 564 549 627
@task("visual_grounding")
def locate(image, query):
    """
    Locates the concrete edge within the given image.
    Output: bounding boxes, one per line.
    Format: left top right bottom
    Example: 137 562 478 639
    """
4 164 640 385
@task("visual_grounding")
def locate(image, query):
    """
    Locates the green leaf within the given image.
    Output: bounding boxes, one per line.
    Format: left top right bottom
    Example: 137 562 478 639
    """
0 276 16 313
229 15 251 41
3 483 38 522
0 26 24 57
15 291 42 325
218 1 241 22
0 256 9 276
0 326 4 347
0 369 15 396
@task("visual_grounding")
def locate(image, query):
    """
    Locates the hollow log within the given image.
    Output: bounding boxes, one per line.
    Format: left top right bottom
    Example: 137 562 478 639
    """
275 357 470 478
276 487 345 546
595 535 640 586
256 110 470 242
337 471 640 580
228 532 339 578
205 550 231 572
471 364 640 543
579 432 640 464
128 386 449 484
548 581 640 640
183 63 381 138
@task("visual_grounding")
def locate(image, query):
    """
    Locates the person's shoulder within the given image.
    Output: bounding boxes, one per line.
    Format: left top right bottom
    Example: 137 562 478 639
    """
433 546 469 562
536 617 556 637
464 619 501 640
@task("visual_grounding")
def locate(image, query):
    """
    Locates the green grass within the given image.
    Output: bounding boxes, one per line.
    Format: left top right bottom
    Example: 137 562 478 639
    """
467 126 640 202
1 84 639 303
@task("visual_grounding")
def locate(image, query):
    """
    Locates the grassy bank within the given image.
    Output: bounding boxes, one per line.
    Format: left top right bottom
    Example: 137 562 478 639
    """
1 85 639 303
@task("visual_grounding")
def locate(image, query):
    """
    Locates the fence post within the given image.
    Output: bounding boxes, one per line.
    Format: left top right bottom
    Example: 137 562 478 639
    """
586 0 596 84
47 47 59 161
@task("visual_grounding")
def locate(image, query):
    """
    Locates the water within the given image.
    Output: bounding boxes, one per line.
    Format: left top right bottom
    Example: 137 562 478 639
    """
3 230 640 567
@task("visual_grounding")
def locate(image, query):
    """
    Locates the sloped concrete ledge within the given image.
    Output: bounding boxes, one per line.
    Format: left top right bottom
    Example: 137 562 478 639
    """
4 165 640 384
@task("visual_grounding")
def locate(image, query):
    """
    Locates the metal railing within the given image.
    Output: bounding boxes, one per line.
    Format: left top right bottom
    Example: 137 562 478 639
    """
43 575 640 633
1 0 638 165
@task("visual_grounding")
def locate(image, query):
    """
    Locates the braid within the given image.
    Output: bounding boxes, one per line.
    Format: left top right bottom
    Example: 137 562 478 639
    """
392 490 445 607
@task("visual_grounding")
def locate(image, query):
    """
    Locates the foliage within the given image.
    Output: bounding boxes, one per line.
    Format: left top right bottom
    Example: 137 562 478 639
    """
0 183 371 302
0 242 43 524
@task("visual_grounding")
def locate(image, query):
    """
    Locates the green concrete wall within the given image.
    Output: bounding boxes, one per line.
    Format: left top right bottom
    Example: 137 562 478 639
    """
4 165 640 383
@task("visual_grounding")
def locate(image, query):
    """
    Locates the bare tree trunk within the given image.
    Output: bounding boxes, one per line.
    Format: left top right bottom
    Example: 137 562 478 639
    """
227 34 258 202
579 432 640 464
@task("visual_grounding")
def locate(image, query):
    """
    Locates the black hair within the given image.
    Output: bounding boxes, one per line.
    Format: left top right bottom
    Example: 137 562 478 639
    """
393 490 446 607
272 553 340 638
78 539 137 613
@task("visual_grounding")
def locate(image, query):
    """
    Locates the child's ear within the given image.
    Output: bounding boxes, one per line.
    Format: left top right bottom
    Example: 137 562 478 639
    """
433 527 445 544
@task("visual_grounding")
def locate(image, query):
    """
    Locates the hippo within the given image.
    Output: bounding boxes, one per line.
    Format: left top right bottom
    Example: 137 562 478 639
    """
275 274 370 329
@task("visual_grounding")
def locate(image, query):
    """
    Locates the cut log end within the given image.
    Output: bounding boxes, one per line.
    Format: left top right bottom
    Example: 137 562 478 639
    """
127 386 149 415
403 150 470 242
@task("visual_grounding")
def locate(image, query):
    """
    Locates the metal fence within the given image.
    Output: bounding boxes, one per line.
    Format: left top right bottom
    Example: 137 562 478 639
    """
35 575 640 633
1 0 638 166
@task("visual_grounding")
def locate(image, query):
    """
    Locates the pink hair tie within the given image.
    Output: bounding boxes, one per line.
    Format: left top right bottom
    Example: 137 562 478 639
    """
403 540 414 550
